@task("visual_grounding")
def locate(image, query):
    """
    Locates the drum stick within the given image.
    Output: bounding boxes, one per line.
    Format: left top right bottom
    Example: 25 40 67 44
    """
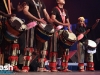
8 0 11 14
3 0 9 14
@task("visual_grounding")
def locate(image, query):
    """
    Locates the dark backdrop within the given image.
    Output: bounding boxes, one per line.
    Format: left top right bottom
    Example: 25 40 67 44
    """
12 0 100 39
12 0 100 25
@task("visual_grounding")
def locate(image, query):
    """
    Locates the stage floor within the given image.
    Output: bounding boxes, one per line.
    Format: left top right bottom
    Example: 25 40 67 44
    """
9 71 100 75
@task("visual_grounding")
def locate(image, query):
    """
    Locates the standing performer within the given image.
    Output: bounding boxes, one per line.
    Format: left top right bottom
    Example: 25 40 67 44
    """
49 0 76 72
22 0 53 72
0 0 28 72
76 17 100 72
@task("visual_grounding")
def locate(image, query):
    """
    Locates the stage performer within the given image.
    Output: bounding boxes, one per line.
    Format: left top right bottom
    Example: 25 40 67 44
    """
76 17 100 72
22 0 53 72
49 0 76 72
0 0 27 72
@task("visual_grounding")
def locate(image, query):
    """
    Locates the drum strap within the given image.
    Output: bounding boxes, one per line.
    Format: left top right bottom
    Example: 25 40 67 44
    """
3 0 11 14
32 0 41 19
56 6 66 23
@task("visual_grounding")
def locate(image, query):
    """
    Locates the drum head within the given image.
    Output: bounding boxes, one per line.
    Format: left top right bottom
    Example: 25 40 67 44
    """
61 30 77 41
87 40 97 48
11 20 21 31
62 30 69 39
66 30 76 41
60 30 76 46
10 17 26 31
44 24 54 33
39 24 54 34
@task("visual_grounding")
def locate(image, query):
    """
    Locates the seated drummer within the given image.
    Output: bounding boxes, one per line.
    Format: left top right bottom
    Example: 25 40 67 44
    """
49 0 72 72
76 17 100 72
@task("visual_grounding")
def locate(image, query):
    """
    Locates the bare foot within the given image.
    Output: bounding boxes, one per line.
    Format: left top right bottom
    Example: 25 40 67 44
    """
37 68 51 72
62 69 72 72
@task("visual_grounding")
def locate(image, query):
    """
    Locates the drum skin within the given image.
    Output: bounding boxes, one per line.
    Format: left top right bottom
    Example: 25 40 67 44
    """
87 40 96 48
5 21 20 35
85 40 97 54
36 24 54 43
59 30 76 49
59 38 70 49
3 20 20 41
3 17 27 41
36 27 52 42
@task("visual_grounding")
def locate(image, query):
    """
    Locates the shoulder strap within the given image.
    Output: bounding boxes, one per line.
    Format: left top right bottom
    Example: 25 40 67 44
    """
56 6 66 23
32 0 41 19
3 0 11 14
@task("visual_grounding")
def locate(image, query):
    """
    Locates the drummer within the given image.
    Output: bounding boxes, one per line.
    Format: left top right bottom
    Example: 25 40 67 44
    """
76 17 100 72
22 0 53 72
0 0 26 72
49 0 72 72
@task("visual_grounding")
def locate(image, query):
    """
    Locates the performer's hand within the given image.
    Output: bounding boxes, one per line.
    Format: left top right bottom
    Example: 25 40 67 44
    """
48 19 54 24
95 38 100 45
4 14 11 18
96 19 100 23
63 23 70 26
11 14 16 17
3 14 15 18
86 29 90 33
38 18 47 24
68 29 72 33
83 23 86 27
